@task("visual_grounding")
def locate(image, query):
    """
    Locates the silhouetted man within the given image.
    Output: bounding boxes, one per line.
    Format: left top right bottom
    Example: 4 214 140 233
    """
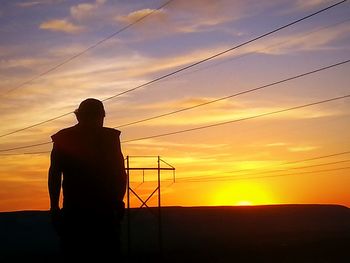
48 98 127 260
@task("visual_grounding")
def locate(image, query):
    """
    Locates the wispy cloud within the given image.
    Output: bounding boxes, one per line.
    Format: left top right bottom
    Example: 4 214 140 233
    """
0 57 50 69
114 0 271 36
16 0 64 8
115 8 166 24
126 138 229 149
114 5 234 35
70 0 107 20
16 1 42 7
131 97 241 111
265 142 289 147
40 19 84 33
253 22 350 55
121 45 232 78
38 0 107 34
295 0 334 10
288 146 320 152
121 97 344 127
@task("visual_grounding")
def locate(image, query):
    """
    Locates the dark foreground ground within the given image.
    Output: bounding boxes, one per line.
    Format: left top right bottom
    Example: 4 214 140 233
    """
0 205 349 262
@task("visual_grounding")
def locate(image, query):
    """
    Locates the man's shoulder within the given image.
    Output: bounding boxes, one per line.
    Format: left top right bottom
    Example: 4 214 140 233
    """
51 126 121 142
51 126 77 142
102 127 121 137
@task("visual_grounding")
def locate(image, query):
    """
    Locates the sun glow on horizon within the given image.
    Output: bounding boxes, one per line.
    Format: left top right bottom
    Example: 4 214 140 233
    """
210 181 276 206
236 201 253 206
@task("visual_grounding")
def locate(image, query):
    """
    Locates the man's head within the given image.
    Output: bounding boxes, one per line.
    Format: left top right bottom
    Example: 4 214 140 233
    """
75 98 105 127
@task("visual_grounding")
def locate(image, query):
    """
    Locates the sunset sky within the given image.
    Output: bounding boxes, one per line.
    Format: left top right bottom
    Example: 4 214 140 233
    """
0 0 349 212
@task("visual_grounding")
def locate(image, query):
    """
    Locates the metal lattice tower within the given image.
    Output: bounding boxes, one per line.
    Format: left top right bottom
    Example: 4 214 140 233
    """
125 156 175 256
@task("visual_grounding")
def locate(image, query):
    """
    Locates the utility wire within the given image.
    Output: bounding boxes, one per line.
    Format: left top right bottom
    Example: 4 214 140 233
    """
161 17 350 85
0 112 73 139
115 59 350 128
0 0 174 97
178 159 350 182
0 151 51 156
1 92 349 153
177 166 350 183
101 0 347 103
122 94 350 143
284 151 350 164
0 0 346 139
0 141 52 152
121 161 350 183
179 151 350 181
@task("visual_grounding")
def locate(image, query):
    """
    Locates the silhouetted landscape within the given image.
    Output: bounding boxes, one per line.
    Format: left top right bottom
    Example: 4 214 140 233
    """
1 204 350 262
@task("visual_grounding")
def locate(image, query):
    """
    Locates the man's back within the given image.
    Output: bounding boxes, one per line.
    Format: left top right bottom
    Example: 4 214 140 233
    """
52 124 125 212
48 98 127 260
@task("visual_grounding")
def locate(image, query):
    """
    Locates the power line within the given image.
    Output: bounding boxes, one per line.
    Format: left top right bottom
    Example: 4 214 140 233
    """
115 59 350 128
177 166 350 183
178 150 350 181
163 17 350 84
178 159 350 182
1 93 349 153
0 151 51 156
284 151 350 164
0 0 174 97
0 0 346 139
121 162 350 183
122 94 350 143
0 141 52 152
0 112 73 139
115 18 350 129
2 147 349 187
101 0 347 103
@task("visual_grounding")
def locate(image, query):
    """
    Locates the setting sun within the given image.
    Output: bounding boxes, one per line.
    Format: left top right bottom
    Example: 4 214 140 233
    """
209 182 276 206
236 201 253 206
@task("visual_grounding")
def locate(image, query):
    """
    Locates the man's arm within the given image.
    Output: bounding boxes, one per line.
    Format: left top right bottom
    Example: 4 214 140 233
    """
48 144 62 211
116 141 127 202
114 132 127 220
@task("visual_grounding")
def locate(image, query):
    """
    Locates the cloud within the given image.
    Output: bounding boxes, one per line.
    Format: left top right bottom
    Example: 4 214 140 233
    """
295 0 334 10
0 57 49 69
16 43 226 84
39 19 84 33
132 97 233 111
177 17 233 33
265 142 288 147
113 0 254 36
120 95 343 128
260 143 320 153
162 0 279 34
120 44 233 78
16 0 64 7
219 20 350 59
126 138 228 149
94 19 347 80
0 44 24 58
288 146 319 152
36 0 108 36
70 4 95 20
256 22 350 55
37 1 106 35
16 1 42 7
70 0 107 20
115 8 166 24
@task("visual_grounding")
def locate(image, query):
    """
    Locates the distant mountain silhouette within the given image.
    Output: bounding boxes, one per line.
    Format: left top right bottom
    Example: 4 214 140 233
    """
1 204 349 262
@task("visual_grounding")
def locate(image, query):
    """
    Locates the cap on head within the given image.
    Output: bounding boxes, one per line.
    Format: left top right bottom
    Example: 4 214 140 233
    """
75 98 105 121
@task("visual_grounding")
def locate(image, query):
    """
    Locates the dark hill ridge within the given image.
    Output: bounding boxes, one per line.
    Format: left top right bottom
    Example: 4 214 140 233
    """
1 204 349 262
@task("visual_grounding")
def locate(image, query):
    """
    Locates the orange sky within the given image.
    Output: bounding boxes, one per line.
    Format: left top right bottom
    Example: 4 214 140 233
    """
0 0 350 212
